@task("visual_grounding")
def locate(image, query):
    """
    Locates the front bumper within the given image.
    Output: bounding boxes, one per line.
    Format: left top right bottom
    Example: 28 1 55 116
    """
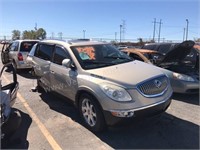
103 97 171 126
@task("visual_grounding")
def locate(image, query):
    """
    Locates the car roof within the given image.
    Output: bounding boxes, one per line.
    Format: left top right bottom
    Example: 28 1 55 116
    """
144 42 178 46
13 39 40 42
40 39 107 47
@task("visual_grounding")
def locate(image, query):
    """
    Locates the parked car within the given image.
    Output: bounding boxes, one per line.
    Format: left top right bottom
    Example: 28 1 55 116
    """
1 63 21 144
117 45 128 50
27 39 172 132
122 41 199 94
1 40 39 71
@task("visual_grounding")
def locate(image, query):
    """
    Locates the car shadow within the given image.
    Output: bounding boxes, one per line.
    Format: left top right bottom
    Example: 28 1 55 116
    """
172 93 199 105
17 71 37 80
1 109 32 149
4 66 37 79
39 91 82 124
38 91 199 149
96 113 199 149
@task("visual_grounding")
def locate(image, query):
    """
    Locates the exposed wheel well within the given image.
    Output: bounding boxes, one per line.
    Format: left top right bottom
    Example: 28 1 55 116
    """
75 90 103 111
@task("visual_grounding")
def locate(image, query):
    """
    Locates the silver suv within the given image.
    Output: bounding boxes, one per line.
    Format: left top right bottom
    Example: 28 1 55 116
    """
28 39 172 132
1 40 39 71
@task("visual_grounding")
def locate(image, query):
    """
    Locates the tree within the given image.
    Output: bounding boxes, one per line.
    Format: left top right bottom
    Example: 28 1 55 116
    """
22 30 35 39
137 38 144 45
22 28 46 39
12 30 21 40
36 28 46 39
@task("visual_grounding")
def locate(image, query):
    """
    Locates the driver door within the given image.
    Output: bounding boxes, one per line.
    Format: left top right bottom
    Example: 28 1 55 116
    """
50 45 77 100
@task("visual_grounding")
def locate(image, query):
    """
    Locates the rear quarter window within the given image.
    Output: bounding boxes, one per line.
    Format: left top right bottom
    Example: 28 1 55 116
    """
143 44 157 50
35 44 54 61
20 41 38 52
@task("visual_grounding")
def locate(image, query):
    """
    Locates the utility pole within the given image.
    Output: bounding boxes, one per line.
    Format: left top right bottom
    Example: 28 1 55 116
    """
115 32 117 42
34 23 37 30
83 30 86 39
51 32 54 39
183 28 185 41
158 19 162 43
120 25 122 43
122 20 126 42
152 18 156 42
186 19 189 40
58 32 63 39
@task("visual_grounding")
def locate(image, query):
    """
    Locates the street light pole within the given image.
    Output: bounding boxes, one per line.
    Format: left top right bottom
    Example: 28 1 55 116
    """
120 25 122 43
83 30 86 39
186 19 189 40
183 28 185 41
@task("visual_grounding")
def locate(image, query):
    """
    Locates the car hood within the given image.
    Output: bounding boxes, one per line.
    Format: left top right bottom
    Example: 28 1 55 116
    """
159 40 195 65
86 60 164 88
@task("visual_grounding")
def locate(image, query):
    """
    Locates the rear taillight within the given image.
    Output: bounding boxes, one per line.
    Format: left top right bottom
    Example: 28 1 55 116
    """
18 53 23 61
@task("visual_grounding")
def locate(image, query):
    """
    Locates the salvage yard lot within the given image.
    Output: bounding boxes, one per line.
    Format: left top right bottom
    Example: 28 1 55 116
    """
1 56 199 149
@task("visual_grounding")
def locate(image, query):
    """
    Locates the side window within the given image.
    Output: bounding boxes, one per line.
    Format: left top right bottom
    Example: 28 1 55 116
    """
10 42 19 51
35 44 54 61
157 44 171 54
53 46 70 65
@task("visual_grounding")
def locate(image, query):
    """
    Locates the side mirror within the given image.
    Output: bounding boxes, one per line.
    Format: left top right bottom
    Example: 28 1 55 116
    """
62 59 71 68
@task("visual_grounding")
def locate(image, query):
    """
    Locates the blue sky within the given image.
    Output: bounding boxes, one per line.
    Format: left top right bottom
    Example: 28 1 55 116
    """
0 0 199 42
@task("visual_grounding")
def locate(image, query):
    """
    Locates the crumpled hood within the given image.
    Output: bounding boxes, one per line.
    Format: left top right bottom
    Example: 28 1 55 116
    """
159 40 195 64
86 60 164 88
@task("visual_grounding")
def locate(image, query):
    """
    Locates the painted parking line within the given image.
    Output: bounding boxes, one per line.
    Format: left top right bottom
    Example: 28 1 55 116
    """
2 74 62 150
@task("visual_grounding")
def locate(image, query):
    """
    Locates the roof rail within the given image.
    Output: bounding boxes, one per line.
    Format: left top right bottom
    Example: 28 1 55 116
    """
68 39 91 44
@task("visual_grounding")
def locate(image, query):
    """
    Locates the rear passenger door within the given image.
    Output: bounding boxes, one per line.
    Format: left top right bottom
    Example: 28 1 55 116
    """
50 45 76 100
33 43 54 89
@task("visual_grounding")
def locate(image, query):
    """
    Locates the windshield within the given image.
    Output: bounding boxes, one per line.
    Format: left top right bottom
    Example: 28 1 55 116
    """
71 44 132 69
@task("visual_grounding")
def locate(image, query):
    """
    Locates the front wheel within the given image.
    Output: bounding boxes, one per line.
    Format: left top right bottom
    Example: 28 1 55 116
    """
79 93 106 132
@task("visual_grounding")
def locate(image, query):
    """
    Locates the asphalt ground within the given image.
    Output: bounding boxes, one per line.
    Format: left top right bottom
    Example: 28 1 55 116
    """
0 48 199 149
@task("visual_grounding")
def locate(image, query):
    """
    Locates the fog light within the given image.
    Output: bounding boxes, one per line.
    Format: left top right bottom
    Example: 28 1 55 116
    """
111 111 134 118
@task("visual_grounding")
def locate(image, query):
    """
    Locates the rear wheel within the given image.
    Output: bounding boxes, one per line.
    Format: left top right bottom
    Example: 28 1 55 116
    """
12 61 19 73
78 93 106 132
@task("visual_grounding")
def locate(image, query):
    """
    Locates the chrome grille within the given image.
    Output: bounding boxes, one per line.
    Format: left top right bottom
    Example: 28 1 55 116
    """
137 76 168 97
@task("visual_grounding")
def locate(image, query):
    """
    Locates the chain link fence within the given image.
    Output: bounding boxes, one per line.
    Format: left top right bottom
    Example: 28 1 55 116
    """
0 35 183 43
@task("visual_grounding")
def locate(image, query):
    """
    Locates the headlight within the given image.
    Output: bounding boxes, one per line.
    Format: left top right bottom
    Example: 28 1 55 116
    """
100 84 132 102
173 73 195 82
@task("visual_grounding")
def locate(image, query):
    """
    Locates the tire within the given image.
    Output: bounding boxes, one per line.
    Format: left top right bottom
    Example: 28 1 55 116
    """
78 93 106 132
37 79 44 92
12 61 19 73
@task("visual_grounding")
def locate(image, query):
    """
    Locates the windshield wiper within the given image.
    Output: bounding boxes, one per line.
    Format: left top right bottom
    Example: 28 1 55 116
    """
83 60 115 65
104 56 132 61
